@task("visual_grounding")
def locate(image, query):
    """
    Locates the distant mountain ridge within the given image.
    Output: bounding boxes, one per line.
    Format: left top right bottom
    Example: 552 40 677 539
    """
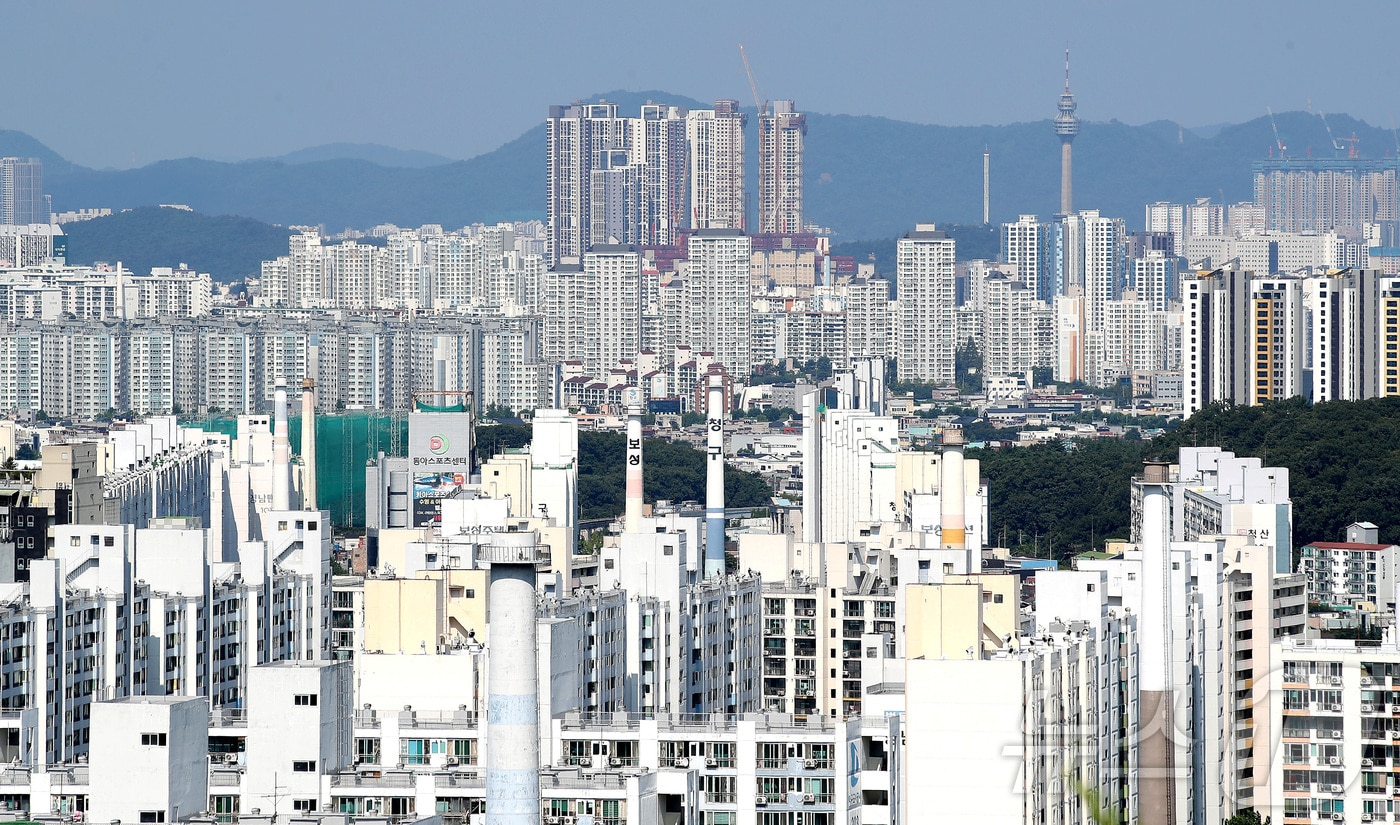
61 207 293 282
259 143 459 168
4 99 1398 240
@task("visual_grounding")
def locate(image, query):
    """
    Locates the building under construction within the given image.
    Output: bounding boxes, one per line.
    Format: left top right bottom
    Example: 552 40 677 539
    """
1252 157 1400 237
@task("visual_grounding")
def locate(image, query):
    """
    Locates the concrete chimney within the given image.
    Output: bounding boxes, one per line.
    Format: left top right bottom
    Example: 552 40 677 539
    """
301 378 317 510
271 376 290 511
939 428 966 550
624 387 644 533
481 532 548 825
704 374 725 578
1137 459 1177 825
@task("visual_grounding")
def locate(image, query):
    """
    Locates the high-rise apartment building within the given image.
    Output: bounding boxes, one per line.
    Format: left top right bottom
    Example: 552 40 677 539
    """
1182 269 1304 412
1146 199 1225 256
981 271 1054 380
685 230 752 376
546 102 687 265
1000 214 1056 301
1131 249 1178 312
895 224 957 383
546 102 629 264
1066 209 1127 334
1305 268 1400 401
0 158 43 226
587 245 642 374
1254 157 1400 236
758 101 806 234
686 100 747 230
843 276 893 362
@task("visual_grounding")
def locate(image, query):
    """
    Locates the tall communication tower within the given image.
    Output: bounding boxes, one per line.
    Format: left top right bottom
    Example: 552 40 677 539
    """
1054 49 1080 216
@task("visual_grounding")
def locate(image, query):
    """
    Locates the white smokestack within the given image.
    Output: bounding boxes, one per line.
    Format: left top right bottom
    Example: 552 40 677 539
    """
624 387 644 533
272 376 290 511
1139 460 1173 692
301 378 317 510
483 533 546 825
704 374 725 578
940 428 966 550
1137 459 1177 825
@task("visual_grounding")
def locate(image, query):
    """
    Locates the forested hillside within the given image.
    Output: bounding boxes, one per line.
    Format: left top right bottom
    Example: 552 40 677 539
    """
62 207 292 281
975 398 1400 562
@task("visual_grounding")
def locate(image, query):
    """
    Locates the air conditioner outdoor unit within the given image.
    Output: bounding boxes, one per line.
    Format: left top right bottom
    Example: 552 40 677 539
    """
755 796 768 807
704 757 717 768
1364 677 1376 686
804 759 816 769
1363 758 1375 767
1333 676 1344 686
802 794 815 804
446 757 458 767
1390 705 1400 714
1363 705 1376 713
1333 814 1345 822
609 757 623 767
1363 815 1374 822
225 753 239 764
544 817 559 824
1332 785 1345 793
1330 756 1342 766
672 757 688 768
581 757 593 768
1332 704 1343 712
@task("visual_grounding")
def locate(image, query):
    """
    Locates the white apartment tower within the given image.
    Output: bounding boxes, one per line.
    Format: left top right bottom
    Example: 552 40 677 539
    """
843 276 893 362
1183 268 1252 414
546 102 628 265
758 101 806 234
896 225 957 383
632 102 688 247
1068 209 1127 335
686 100 747 230
0 157 43 226
1306 268 1400 401
1132 249 1178 312
982 271 1053 380
685 230 752 376
1001 214 1052 300
585 245 642 374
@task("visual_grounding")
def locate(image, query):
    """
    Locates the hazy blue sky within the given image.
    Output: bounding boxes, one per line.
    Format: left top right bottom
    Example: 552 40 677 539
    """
6 0 1396 169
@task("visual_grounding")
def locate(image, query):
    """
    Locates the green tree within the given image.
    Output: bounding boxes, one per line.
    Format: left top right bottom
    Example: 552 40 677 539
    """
955 339 983 394
1225 809 1269 825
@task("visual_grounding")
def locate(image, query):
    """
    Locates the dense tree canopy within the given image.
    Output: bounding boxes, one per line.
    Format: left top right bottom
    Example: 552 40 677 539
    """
975 397 1400 561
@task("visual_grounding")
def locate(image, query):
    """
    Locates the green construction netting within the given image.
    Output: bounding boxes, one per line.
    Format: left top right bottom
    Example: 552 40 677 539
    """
192 413 407 532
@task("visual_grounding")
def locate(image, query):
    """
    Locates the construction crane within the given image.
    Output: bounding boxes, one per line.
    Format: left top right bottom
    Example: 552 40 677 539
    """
740 43 775 232
1267 107 1286 158
739 43 767 117
1339 133 1360 159
1319 112 1360 158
